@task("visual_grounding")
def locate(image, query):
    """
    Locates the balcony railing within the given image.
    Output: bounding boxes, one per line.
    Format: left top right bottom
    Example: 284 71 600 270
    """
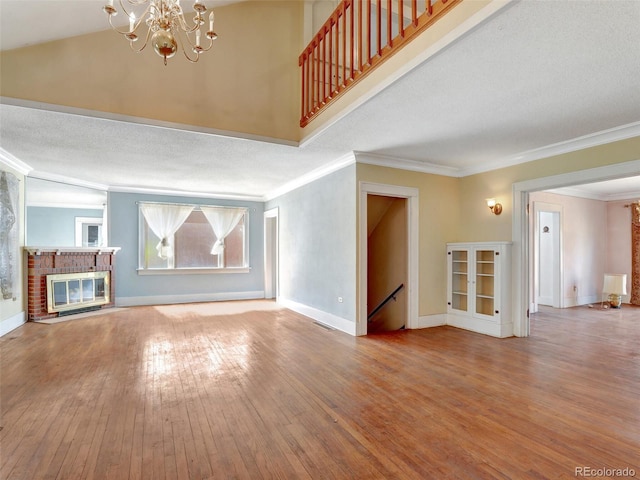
299 0 461 127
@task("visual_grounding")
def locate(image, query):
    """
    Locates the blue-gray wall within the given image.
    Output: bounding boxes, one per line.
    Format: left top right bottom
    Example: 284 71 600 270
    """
266 165 357 322
26 206 103 246
109 192 265 305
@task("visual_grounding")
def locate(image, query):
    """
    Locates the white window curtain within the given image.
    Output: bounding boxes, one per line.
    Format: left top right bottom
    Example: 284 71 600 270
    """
200 206 245 264
140 203 194 259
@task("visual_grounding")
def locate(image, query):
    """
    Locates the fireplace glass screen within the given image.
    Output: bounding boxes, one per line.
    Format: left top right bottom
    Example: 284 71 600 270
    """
47 271 110 313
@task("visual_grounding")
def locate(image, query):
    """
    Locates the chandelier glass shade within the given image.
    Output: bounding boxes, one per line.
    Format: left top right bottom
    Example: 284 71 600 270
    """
102 0 218 65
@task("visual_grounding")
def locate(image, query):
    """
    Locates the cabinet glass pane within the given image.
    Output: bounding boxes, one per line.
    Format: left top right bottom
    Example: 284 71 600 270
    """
452 251 468 277
476 296 494 316
476 250 494 262
476 276 494 297
452 273 468 294
476 261 494 275
452 294 467 311
475 249 495 316
452 250 467 262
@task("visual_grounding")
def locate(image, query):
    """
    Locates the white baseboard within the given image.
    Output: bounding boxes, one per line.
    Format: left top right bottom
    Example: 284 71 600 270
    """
564 294 600 308
277 297 356 336
116 290 265 307
414 314 447 329
0 311 26 337
446 313 513 338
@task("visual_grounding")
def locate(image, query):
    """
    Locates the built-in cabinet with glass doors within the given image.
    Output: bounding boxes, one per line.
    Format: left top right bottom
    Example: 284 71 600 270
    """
447 242 512 337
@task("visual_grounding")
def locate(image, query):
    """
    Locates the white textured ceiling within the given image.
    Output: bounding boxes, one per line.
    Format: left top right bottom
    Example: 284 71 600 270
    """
1 0 640 200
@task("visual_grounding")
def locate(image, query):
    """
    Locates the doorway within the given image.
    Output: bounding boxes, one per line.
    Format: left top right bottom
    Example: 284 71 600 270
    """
513 159 640 337
366 195 407 332
264 208 278 300
358 182 419 336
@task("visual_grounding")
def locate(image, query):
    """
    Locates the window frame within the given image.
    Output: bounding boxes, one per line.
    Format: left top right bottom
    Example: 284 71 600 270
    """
137 201 250 275
75 216 103 247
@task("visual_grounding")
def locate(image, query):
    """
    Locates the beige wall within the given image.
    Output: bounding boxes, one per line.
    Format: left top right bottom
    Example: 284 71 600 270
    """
0 1 302 142
0 161 25 330
357 163 460 317
457 137 640 242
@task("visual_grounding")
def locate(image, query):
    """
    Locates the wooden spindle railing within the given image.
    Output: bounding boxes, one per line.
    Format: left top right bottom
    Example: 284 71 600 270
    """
299 0 462 127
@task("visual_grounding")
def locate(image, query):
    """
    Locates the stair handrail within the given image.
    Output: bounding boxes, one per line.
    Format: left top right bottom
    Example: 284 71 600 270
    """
299 0 462 127
368 283 404 322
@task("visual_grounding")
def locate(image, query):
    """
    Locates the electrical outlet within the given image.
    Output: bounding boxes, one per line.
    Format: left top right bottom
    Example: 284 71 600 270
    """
338 296 343 303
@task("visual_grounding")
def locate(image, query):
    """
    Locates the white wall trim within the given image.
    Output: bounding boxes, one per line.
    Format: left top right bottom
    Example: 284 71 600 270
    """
116 291 265 307
0 311 26 337
109 184 264 202
512 159 640 337
0 147 32 175
515 159 640 193
563 294 600 308
358 182 419 336
277 297 356 336
545 185 640 202
354 152 460 177
414 314 447 329
28 171 109 191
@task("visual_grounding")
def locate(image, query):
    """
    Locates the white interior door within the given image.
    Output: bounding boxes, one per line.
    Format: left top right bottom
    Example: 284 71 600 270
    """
534 203 562 310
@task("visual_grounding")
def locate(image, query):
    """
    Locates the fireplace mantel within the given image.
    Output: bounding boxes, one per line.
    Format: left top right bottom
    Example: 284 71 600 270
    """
24 246 121 255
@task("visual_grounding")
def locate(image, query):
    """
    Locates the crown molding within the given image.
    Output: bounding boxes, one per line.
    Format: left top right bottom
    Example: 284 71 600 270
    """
459 121 640 177
352 122 640 179
108 184 264 203
29 171 266 204
0 147 32 175
29 171 109 191
546 185 640 202
514 159 640 194
604 191 640 202
263 152 356 201
354 151 461 177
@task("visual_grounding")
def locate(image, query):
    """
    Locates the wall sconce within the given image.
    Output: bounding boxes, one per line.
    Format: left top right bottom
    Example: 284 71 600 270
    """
486 198 502 215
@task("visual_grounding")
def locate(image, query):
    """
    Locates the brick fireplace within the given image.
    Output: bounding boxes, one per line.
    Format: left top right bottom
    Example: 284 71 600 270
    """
25 247 120 322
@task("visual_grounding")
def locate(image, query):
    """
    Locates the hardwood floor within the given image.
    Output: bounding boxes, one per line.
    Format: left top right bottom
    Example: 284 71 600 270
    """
1 301 638 479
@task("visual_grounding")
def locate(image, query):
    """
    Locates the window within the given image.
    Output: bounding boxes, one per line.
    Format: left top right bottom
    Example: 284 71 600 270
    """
138 202 248 272
75 217 103 247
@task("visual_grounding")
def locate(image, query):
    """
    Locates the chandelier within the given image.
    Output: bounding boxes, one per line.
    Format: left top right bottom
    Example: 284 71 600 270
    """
102 0 218 65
